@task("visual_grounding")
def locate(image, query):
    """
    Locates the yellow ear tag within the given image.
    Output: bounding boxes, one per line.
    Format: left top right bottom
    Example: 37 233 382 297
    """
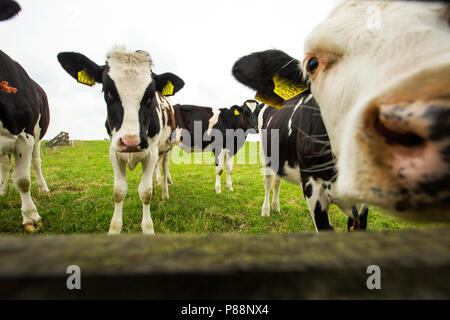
77 69 95 86
234 109 240 116
162 81 174 96
255 92 284 109
272 74 308 100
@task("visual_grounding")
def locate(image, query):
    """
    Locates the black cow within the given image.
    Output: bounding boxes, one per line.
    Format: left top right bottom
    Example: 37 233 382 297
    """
0 0 50 232
165 100 259 193
233 50 368 231
57 47 184 235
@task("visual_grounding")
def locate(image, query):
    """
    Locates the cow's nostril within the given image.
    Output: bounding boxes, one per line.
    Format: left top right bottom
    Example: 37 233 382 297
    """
374 115 424 147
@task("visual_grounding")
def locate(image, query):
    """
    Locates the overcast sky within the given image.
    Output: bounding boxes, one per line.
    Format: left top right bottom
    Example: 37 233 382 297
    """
0 0 336 140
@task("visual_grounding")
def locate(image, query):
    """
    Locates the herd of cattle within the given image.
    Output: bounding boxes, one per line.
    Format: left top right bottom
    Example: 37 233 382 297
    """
0 0 449 234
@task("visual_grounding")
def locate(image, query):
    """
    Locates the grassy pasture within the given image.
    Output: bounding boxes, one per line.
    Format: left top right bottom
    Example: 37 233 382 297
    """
0 141 427 234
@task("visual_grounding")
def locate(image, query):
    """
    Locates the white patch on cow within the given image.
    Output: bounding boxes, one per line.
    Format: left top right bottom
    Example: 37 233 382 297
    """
288 98 303 137
304 176 333 232
282 164 301 185
257 104 269 131
0 121 18 155
207 109 221 135
246 101 258 113
107 47 153 149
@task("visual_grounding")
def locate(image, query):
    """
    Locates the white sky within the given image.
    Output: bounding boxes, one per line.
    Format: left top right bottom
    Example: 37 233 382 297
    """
0 0 336 140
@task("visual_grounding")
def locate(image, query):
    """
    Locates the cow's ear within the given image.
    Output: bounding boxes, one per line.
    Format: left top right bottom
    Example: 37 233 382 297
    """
0 0 21 21
232 50 308 108
57 52 105 85
154 72 185 96
231 105 242 116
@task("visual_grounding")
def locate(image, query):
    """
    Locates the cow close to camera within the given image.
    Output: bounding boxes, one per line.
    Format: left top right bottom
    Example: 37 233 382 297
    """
233 1 450 223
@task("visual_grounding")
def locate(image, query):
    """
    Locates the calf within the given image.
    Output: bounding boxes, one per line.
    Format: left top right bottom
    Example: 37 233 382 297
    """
171 100 259 193
237 1 450 222
0 0 50 232
57 47 184 234
233 50 368 231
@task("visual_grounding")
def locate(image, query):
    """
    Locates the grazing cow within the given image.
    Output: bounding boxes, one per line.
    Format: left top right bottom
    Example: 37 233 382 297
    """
233 50 368 231
234 1 450 222
170 100 259 194
0 0 50 232
57 47 184 234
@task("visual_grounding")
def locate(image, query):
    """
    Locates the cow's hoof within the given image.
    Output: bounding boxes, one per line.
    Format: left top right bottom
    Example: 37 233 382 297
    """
108 229 121 235
271 203 280 213
167 178 173 185
161 194 169 201
155 179 162 186
23 223 36 233
39 186 50 193
142 226 155 235
226 185 233 191
261 207 270 217
0 188 9 197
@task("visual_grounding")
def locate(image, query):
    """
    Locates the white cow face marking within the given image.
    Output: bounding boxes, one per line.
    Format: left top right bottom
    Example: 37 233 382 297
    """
104 47 155 153
304 1 450 221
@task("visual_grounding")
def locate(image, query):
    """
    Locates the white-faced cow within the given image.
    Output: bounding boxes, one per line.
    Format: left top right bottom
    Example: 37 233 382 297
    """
233 50 368 231
0 0 50 232
169 100 259 194
57 47 184 235
233 1 450 223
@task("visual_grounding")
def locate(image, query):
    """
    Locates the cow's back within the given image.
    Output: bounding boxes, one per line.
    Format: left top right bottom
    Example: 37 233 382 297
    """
0 50 47 138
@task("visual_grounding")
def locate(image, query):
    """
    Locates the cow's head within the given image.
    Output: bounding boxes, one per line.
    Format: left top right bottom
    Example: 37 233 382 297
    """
0 0 20 21
303 1 450 222
232 2 450 222
233 99 260 132
57 47 184 153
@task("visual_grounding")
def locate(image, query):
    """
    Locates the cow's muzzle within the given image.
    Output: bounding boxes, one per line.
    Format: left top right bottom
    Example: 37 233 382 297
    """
118 135 141 152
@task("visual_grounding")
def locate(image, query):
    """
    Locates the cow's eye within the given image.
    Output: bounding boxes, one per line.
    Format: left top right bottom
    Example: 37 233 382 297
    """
306 57 319 75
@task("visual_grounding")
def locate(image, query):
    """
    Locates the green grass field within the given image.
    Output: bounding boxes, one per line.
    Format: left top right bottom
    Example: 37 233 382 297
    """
0 141 427 234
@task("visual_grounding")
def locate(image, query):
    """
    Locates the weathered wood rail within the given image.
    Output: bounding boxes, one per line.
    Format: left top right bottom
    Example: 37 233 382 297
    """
0 227 449 299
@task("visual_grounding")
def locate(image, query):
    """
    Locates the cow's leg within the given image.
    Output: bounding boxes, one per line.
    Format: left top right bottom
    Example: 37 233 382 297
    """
161 151 171 201
0 154 11 196
303 177 334 232
14 135 41 232
225 153 234 191
214 150 225 194
108 152 127 235
140 145 158 235
271 174 281 213
31 139 49 193
346 205 369 231
262 166 273 217
155 157 162 186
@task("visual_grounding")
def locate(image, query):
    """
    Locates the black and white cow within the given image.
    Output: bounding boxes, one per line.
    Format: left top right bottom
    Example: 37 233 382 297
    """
168 100 259 193
0 0 50 232
233 50 368 231
57 47 184 235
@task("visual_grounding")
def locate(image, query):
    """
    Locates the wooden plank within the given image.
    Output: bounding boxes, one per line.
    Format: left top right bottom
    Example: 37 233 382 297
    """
0 227 449 299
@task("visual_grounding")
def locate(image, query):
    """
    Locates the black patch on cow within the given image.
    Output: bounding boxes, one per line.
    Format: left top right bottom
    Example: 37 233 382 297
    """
314 200 333 231
0 0 21 21
304 183 313 198
423 105 450 141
